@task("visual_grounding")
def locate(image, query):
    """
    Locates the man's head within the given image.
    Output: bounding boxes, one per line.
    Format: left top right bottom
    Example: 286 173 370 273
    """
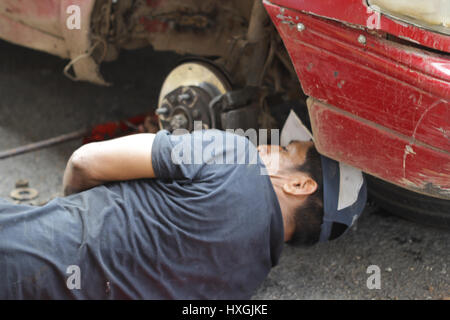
258 140 324 246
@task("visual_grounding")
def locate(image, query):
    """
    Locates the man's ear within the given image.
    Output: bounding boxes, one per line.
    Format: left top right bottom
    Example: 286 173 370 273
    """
282 176 318 196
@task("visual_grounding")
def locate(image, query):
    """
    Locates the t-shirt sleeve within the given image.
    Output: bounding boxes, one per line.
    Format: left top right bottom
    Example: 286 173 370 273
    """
151 129 259 182
152 130 195 181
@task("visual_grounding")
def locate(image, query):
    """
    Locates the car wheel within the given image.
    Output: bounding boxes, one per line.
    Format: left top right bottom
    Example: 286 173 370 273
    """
366 174 450 229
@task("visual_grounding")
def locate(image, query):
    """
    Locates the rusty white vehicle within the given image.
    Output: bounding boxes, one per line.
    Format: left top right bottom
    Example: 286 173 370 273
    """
0 0 449 227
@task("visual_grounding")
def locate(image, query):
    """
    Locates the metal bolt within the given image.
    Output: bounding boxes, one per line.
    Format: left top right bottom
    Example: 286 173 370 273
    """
155 106 169 116
297 23 305 32
178 93 191 103
358 34 367 45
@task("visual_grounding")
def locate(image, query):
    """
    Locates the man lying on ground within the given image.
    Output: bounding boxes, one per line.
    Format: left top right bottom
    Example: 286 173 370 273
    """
0 112 366 299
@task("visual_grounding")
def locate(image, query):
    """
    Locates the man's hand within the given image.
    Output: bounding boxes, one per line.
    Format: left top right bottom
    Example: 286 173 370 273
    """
63 133 156 196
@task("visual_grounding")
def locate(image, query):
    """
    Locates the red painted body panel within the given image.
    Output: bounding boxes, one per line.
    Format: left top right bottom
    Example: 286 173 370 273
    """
264 1 450 198
308 98 450 195
270 0 450 53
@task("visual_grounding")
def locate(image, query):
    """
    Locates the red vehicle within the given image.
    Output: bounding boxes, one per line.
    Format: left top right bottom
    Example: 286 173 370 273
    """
0 0 449 227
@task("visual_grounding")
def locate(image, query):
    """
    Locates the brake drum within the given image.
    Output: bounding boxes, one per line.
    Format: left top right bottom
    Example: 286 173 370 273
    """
156 61 232 132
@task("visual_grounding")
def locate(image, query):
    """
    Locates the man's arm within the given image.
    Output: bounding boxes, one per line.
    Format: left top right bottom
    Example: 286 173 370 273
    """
63 133 156 196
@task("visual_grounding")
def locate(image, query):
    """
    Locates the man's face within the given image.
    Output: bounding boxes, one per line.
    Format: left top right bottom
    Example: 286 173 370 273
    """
258 140 319 241
257 141 314 176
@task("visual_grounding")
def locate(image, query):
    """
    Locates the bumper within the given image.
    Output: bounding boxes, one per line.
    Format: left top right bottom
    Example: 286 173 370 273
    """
264 1 450 199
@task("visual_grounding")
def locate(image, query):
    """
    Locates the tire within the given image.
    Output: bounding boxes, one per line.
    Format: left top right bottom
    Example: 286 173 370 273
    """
366 174 450 229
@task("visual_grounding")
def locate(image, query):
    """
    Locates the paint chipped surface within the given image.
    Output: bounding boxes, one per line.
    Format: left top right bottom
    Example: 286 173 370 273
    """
266 3 450 154
306 98 450 200
268 0 450 52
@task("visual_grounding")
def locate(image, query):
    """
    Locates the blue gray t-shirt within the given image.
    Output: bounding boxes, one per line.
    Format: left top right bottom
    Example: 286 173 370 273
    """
0 130 283 299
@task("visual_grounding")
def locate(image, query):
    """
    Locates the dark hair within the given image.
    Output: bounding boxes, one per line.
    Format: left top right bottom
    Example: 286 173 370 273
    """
288 144 324 246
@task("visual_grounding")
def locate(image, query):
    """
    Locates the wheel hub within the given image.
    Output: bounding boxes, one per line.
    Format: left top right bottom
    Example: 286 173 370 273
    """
156 61 231 132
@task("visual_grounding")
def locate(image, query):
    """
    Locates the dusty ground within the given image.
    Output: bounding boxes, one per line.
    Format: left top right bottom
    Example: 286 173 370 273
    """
0 40 448 299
